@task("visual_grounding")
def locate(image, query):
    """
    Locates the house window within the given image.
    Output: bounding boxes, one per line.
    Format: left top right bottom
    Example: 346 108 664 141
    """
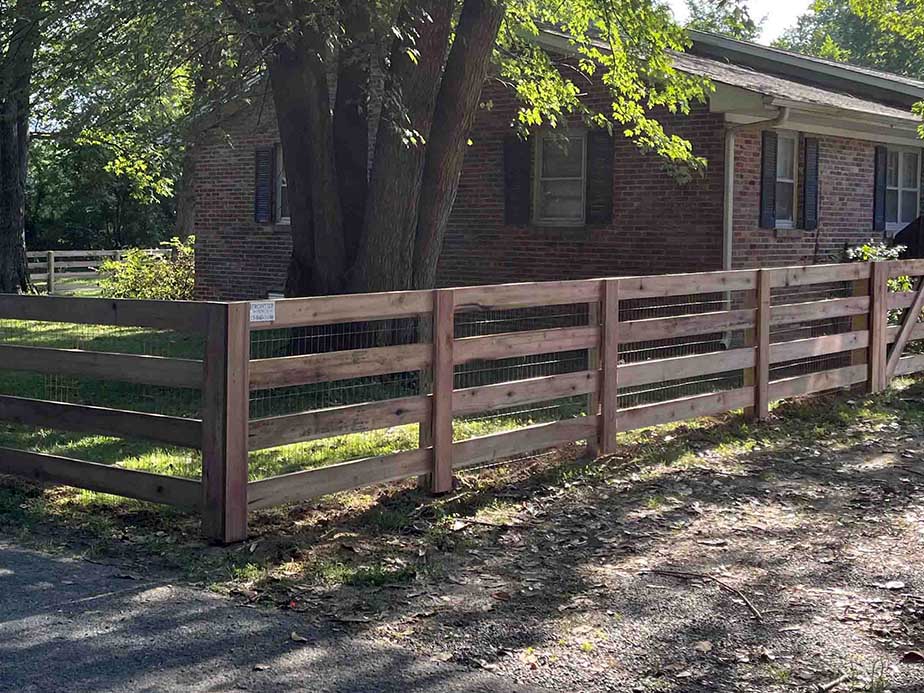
276 146 290 223
775 132 797 228
533 131 586 226
886 148 921 233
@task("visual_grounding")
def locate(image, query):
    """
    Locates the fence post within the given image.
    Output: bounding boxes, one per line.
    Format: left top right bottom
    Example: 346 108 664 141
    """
201 302 250 543
599 279 620 455
430 289 455 494
754 269 771 420
584 301 600 457
869 261 888 393
46 251 55 294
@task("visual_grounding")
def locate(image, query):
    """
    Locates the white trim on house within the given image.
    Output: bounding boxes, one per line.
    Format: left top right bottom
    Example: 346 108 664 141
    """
532 129 588 227
774 131 798 230
885 146 922 235
275 145 290 225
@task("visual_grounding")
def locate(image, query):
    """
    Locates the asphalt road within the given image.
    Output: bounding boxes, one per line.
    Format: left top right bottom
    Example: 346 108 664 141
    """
0 541 536 693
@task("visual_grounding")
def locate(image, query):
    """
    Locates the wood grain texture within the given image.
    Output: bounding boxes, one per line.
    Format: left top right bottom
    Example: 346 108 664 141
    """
618 388 754 432
768 365 867 400
771 296 870 326
755 270 771 420
248 396 429 451
247 449 431 510
251 290 433 330
885 278 924 380
453 417 598 470
619 309 755 344
0 395 201 448
0 344 203 388
618 347 755 388
249 343 431 390
869 262 889 392
431 289 456 494
0 447 201 508
770 331 869 364
452 371 597 416
454 326 599 364
766 262 869 288
600 279 619 455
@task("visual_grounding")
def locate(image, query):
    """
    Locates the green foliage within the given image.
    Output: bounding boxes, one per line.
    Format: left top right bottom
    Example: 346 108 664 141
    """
845 239 906 262
685 0 764 40
99 237 195 301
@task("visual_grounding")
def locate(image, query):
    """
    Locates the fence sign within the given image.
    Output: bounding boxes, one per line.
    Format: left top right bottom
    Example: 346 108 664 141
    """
249 301 276 324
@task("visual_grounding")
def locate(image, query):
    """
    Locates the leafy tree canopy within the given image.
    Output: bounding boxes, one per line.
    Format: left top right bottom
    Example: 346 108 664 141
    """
685 0 764 41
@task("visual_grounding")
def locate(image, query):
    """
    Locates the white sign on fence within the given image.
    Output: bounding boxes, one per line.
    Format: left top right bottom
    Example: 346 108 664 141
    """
249 301 277 324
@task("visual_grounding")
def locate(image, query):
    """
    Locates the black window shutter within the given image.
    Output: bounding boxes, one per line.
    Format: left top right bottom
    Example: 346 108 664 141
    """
803 137 820 231
585 130 614 225
254 145 275 224
759 130 778 229
873 144 888 232
504 135 531 225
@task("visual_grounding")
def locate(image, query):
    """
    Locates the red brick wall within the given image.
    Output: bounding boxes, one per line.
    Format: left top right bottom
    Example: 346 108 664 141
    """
730 128 921 270
193 102 292 300
437 83 726 286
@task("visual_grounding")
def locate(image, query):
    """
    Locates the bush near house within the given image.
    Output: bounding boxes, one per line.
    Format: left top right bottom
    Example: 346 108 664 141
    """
99 236 195 300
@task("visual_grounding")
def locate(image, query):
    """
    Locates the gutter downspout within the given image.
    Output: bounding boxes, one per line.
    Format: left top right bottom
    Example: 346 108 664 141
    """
722 106 791 272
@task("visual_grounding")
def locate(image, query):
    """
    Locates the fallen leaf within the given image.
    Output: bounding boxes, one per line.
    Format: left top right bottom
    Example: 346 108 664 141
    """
290 631 308 643
693 640 713 654
901 651 924 664
877 580 906 591
253 664 270 672
432 652 453 662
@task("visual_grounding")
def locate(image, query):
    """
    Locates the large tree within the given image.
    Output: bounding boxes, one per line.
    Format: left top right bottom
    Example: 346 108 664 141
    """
685 0 764 41
223 0 708 297
0 0 43 293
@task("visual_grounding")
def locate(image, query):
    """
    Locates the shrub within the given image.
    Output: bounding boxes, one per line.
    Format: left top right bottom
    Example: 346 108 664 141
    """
99 236 195 301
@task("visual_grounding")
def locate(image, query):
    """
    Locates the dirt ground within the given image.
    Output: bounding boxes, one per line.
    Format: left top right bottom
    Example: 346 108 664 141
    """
4 379 924 692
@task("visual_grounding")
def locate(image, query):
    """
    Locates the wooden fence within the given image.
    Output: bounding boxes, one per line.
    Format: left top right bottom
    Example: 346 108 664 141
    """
28 249 166 294
1 259 923 543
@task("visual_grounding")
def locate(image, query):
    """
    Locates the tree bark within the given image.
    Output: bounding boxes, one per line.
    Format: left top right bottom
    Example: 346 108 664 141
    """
412 0 505 290
348 0 456 294
0 0 41 294
271 36 346 297
173 140 197 240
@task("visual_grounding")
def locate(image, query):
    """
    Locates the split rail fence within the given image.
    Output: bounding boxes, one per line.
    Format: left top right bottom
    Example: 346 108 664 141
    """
28 249 166 294
1 259 923 543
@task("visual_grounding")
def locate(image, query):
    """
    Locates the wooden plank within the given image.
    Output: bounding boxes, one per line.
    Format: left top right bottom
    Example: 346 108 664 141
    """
452 370 597 416
618 347 755 388
0 447 201 509
0 395 201 448
895 354 924 376
0 344 203 388
584 301 601 457
247 448 431 510
0 294 213 332
755 270 771 420
769 331 869 364
887 258 924 278
454 326 599 364
248 395 429 451
888 323 924 344
766 262 869 288
888 291 919 310
869 262 889 392
250 290 433 330
617 269 757 299
453 417 598 470
850 278 870 372
453 279 600 312
430 289 455 494
619 309 755 344
618 387 754 432
768 365 867 400
201 303 250 544
600 279 619 454
770 296 870 326
885 278 924 380
249 343 431 390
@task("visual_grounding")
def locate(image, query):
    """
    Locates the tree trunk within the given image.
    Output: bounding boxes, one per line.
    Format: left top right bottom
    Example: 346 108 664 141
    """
412 0 505 290
272 37 346 297
173 140 197 240
348 0 455 294
0 0 41 294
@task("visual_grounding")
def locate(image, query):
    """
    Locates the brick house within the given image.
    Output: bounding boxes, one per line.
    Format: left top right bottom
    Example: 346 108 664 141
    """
192 29 924 300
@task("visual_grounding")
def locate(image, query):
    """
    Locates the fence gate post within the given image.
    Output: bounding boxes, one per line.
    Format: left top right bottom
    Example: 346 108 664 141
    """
585 301 600 457
201 302 250 543
46 251 55 294
600 279 619 454
869 261 888 393
430 289 455 494
754 269 771 420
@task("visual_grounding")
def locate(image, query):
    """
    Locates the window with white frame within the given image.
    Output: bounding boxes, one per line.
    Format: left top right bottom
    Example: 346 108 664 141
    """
775 132 798 228
533 131 586 226
886 147 921 232
276 146 290 223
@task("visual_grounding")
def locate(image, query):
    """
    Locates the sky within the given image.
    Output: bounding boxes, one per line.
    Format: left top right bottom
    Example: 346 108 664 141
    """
667 0 814 44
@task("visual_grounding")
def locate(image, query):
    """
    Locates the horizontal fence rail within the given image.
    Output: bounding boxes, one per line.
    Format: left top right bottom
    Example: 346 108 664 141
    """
1 259 924 543
27 248 166 295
